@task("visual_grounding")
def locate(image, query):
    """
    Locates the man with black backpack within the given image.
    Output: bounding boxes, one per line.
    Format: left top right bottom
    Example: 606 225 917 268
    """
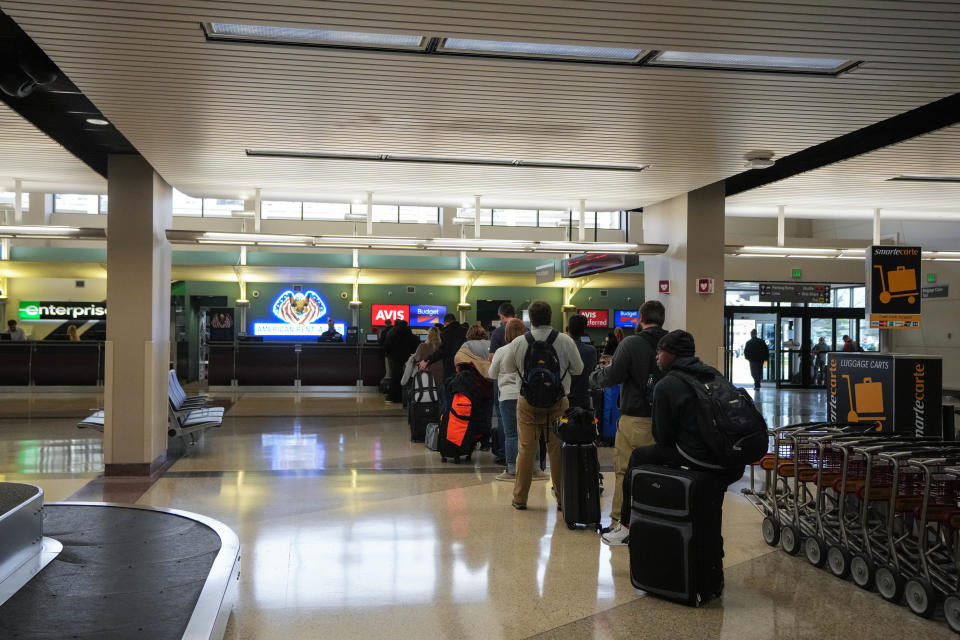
489 300 583 510
603 330 763 546
589 300 667 536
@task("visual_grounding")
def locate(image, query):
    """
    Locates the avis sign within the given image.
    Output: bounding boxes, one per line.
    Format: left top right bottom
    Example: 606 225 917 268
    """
371 304 407 326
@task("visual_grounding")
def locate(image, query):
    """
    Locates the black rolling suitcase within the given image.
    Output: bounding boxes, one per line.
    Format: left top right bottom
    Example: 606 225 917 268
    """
560 443 602 531
378 376 391 395
409 402 439 442
628 465 725 606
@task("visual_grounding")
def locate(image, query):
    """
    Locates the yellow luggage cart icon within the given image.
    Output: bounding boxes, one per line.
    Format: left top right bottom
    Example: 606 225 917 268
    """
874 264 918 304
842 374 886 423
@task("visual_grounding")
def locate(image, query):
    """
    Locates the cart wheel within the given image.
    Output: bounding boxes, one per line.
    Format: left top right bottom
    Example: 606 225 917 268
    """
440 456 447 463
850 554 875 589
904 580 936 618
780 525 801 555
875 566 905 602
566 522 576 530
944 594 960 633
804 536 827 568
761 516 781 546
827 546 849 578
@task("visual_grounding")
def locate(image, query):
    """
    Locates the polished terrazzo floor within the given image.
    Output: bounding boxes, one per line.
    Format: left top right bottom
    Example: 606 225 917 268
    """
1 387 956 639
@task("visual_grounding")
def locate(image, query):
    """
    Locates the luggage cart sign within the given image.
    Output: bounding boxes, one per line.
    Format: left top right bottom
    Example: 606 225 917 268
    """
826 353 894 431
866 245 921 329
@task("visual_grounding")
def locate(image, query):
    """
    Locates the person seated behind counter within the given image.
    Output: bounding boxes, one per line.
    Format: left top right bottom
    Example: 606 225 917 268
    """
318 318 343 342
6 320 26 341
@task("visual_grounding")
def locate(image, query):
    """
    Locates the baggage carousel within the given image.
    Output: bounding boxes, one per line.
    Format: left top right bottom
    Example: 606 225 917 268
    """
0 483 240 640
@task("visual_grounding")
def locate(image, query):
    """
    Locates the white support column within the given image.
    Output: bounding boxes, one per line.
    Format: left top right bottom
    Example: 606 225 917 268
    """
873 208 882 245
253 188 262 233
104 155 173 476
474 195 481 239
366 191 373 235
777 205 786 247
13 179 23 224
578 199 586 242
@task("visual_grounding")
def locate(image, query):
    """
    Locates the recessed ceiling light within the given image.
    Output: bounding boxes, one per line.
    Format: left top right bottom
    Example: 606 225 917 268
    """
889 175 960 183
246 149 648 172
649 51 857 74
85 118 109 126
203 22 425 50
439 38 644 62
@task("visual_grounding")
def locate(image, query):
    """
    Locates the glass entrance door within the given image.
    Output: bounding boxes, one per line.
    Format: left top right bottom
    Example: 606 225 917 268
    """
778 316 804 387
809 317 834 387
727 312 776 387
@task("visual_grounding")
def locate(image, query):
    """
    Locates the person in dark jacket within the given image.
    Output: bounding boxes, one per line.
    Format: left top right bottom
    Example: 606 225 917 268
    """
420 313 468 409
567 314 597 410
602 330 745 546
589 300 667 532
743 329 769 390
602 331 619 357
384 320 419 403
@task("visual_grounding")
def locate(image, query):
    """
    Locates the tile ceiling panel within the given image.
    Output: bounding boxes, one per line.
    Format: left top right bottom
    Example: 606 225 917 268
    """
0 102 105 193
727 124 960 219
3 1 960 209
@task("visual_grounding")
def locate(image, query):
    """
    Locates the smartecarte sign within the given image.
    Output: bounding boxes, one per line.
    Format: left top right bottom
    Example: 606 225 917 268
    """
19 301 106 320
826 352 942 437
867 245 922 329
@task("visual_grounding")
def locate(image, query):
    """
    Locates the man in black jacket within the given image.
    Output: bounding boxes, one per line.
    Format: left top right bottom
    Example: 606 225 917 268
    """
419 313 468 408
384 320 419 403
743 329 769 390
589 300 667 533
602 330 745 546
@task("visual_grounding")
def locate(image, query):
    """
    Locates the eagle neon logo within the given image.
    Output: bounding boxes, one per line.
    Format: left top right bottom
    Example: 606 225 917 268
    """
254 289 330 337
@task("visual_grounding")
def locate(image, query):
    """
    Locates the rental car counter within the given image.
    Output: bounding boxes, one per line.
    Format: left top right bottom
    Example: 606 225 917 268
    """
207 342 386 387
826 352 943 436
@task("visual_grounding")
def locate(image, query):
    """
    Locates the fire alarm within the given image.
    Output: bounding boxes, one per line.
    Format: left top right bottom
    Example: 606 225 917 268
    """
696 278 715 294
658 280 670 294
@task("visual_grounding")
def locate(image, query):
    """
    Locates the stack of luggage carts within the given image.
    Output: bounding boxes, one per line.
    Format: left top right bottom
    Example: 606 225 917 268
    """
743 421 960 631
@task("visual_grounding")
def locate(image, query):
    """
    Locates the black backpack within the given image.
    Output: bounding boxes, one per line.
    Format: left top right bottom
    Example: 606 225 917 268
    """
669 368 768 468
553 405 598 444
521 331 565 408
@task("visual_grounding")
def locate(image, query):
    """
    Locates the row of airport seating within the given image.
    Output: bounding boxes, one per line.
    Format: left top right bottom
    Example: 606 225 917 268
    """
77 370 224 447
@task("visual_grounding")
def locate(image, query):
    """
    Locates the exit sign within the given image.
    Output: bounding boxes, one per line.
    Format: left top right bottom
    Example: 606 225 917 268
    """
791 269 802 279
927 273 936 283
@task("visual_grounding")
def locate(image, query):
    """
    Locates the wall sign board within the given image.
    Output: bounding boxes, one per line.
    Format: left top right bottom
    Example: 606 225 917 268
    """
371 304 407 326
867 245 922 329
19 301 106 320
409 305 446 327
577 309 609 328
759 283 831 304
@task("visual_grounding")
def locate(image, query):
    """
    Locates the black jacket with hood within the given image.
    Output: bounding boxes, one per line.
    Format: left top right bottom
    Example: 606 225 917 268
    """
588 325 668 417
651 356 719 464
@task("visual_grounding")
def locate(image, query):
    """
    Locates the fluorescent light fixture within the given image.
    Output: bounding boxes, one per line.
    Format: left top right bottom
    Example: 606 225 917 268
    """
230 210 255 218
0 225 103 239
85 118 109 126
649 51 856 74
203 22 425 50
201 231 312 245
245 149 648 172
923 251 960 261
451 217 476 225
555 219 580 227
439 38 644 62
344 212 368 222
739 246 841 256
889 175 960 183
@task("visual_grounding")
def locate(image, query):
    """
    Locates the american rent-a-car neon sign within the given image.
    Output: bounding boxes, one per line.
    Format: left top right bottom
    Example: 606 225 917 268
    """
253 290 335 337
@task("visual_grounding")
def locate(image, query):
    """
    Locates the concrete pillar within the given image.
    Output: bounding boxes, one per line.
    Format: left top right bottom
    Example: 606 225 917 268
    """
104 155 173 476
642 181 725 368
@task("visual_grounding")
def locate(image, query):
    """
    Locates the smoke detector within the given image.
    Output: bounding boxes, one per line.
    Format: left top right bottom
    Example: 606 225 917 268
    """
744 150 775 169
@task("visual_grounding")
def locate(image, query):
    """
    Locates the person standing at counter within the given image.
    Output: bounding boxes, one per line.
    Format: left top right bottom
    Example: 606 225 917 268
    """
318 318 343 342
413 325 444 385
385 320 419 403
6 320 26 341
67 325 80 342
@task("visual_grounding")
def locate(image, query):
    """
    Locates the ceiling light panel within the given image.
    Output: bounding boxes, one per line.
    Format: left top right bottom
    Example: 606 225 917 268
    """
203 23 426 50
649 51 855 74
439 38 644 62
890 175 960 183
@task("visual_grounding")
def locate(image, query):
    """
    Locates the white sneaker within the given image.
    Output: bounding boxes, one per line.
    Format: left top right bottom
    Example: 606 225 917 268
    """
495 472 516 482
601 523 629 546
531 469 549 481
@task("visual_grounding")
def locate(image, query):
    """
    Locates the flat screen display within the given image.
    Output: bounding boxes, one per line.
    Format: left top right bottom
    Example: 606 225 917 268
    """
577 309 609 328
561 253 639 278
371 304 408 326
409 305 446 327
614 310 639 329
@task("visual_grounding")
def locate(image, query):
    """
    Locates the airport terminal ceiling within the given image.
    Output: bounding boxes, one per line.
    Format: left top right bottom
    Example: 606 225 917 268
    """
3 1 960 210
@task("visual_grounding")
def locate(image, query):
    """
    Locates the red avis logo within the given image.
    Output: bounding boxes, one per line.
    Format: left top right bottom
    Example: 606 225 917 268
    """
371 304 407 326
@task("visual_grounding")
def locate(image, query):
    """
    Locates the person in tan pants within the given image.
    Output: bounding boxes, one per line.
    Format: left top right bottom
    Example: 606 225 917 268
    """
589 300 667 534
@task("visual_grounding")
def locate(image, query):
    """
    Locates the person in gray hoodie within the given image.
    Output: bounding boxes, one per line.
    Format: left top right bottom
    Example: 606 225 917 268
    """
589 300 667 533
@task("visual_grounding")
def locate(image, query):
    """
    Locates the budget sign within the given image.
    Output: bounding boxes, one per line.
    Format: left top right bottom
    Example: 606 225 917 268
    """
409 305 446 327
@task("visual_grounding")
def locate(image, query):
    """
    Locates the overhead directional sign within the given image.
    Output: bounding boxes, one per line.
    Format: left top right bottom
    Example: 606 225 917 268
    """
867 245 921 329
759 282 831 304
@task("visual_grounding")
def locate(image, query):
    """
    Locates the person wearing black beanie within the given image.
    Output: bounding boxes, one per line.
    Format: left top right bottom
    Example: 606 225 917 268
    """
601 328 745 547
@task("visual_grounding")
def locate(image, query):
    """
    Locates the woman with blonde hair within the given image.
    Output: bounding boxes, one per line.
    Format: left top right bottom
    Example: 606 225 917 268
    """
66 325 80 342
408 324 444 385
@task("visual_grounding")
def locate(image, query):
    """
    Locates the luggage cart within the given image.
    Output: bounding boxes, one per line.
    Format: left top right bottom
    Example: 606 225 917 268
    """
873 264 918 305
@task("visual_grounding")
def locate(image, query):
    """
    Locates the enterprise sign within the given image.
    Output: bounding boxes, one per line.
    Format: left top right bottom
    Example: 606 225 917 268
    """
19 300 106 320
